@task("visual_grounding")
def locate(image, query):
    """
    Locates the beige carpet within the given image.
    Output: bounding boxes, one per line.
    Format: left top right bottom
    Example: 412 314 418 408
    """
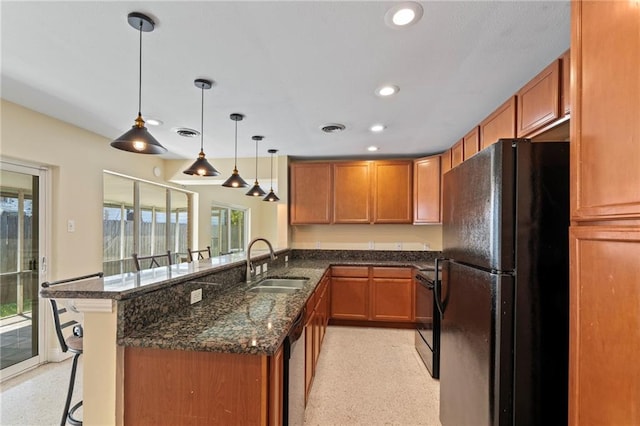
304 326 441 426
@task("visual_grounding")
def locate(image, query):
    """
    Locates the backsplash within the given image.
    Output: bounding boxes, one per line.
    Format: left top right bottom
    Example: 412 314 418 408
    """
291 249 442 262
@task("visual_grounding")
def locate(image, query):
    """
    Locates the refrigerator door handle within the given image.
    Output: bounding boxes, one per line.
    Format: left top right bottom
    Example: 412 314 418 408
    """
434 257 447 317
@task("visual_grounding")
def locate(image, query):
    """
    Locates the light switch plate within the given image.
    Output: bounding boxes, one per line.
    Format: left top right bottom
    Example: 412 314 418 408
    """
190 288 202 304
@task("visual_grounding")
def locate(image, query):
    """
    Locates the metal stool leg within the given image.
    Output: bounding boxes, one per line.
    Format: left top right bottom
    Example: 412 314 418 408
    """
61 352 81 426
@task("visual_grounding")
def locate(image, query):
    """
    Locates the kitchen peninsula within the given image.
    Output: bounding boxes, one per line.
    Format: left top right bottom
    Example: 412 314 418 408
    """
41 248 437 425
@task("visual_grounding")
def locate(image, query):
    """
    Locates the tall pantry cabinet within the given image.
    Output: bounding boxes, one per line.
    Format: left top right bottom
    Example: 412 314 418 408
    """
569 2 640 425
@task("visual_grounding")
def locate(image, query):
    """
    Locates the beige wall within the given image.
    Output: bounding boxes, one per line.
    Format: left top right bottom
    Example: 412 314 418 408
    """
290 224 443 251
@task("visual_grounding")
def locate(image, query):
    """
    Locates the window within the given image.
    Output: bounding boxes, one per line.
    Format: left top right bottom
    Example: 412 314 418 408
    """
103 172 191 275
211 204 247 256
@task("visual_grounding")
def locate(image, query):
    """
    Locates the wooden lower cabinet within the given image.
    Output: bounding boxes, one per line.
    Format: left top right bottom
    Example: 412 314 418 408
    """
371 278 414 322
569 226 640 426
330 273 369 320
124 346 280 425
331 266 414 323
305 272 330 404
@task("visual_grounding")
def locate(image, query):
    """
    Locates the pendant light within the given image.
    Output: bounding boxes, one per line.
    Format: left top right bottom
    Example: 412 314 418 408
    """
263 149 280 202
183 79 220 176
222 114 249 187
246 136 266 197
111 12 167 154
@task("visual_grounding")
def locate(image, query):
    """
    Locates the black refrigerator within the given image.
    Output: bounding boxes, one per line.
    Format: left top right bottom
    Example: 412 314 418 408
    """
437 138 569 426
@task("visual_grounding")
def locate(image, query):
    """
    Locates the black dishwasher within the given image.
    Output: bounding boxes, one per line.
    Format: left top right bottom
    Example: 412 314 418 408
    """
284 309 305 426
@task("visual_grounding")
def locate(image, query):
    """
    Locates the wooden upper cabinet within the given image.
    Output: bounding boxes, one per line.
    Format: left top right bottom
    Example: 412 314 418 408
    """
290 163 332 224
372 160 413 224
561 49 570 116
441 149 452 175
333 162 371 223
480 96 516 150
413 155 441 224
517 59 561 137
571 1 640 220
463 126 480 160
451 139 464 168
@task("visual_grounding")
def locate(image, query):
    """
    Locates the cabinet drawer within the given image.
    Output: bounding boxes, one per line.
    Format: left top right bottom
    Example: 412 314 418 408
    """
331 266 369 278
372 267 413 279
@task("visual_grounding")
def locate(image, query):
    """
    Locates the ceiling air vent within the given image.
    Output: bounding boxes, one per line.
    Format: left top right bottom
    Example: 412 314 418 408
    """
174 127 200 138
321 123 346 133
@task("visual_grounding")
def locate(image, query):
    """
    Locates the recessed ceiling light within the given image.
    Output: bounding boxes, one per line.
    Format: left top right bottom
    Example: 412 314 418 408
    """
376 85 399 97
367 146 379 152
146 118 163 126
385 2 424 28
370 124 386 132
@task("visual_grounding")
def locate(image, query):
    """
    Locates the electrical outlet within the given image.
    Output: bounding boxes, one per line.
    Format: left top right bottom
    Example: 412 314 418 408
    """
190 288 202 304
423 243 430 251
315 241 321 249
368 241 374 250
396 242 403 250
67 220 75 233
263 263 268 273
256 264 262 275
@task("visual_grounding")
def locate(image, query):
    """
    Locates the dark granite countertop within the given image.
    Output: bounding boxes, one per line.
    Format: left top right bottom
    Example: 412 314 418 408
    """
118 258 434 356
39 249 289 301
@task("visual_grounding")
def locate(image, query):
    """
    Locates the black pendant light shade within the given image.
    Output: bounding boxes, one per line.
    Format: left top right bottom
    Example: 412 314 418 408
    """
183 79 220 176
246 136 266 197
111 12 167 154
222 113 249 188
263 149 280 202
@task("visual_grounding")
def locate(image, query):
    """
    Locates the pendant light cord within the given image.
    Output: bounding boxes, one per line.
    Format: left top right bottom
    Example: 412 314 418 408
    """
200 85 204 152
270 152 274 190
234 120 238 168
138 21 143 115
254 140 259 182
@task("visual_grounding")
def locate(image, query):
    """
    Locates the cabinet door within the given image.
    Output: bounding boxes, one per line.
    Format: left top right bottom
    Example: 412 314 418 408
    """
451 140 464 168
370 277 414 322
372 160 413 223
330 277 369 320
561 49 570 115
304 315 314 405
569 226 640 426
413 155 441 224
571 1 640 220
290 163 332 224
463 126 480 160
441 149 452 175
480 96 516 150
516 59 561 137
333 162 371 223
269 344 284 426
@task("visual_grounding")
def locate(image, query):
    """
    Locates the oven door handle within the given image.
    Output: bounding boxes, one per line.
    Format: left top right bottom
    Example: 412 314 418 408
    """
434 257 447 318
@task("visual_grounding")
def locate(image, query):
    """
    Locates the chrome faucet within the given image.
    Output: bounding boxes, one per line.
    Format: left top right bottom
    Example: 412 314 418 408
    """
246 237 277 282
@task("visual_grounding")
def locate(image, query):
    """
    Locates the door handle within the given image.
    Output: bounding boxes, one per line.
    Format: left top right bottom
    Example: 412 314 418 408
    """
434 257 446 317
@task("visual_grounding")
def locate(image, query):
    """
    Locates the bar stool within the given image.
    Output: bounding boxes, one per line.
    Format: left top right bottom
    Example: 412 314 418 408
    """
42 272 103 426
187 246 211 262
132 250 173 271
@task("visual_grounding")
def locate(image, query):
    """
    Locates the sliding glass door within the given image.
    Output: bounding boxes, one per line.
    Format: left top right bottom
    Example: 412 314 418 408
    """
0 162 47 379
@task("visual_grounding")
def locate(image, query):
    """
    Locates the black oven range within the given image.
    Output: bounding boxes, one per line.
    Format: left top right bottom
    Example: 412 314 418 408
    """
414 267 440 379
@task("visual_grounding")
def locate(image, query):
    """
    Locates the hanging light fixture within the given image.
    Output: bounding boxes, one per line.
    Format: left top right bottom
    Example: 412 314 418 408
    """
183 79 220 176
222 114 249 188
263 149 280 202
246 136 267 197
111 12 167 154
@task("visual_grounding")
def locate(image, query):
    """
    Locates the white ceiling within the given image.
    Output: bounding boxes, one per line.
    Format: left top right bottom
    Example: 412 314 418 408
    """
1 1 570 161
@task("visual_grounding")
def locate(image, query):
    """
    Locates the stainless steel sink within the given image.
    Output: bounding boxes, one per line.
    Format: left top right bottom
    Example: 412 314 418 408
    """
248 286 300 294
255 278 307 288
248 277 308 293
